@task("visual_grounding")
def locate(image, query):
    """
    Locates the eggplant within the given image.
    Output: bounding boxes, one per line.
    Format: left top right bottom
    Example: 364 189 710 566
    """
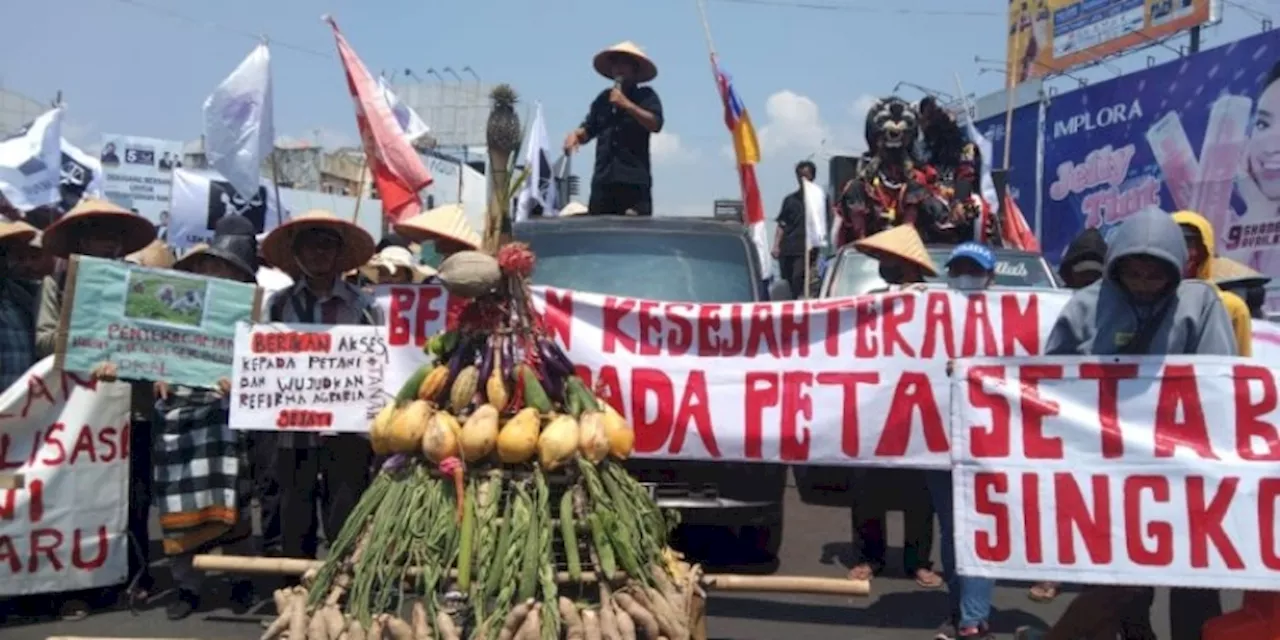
501 338 517 383
549 340 576 375
477 335 496 392
538 358 565 404
538 338 572 377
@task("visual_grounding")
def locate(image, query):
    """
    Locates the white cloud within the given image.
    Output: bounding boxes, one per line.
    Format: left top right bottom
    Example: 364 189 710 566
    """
719 91 884 163
650 131 696 164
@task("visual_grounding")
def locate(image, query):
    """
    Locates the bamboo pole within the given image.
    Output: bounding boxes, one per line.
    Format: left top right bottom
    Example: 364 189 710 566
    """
191 554 871 597
0 473 23 490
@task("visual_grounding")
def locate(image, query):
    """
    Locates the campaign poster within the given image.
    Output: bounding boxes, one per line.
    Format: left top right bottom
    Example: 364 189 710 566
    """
99 133 185 225
1039 29 1280 268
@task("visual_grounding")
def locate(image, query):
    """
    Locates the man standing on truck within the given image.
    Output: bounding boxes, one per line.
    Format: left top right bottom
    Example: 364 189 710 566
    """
563 41 664 217
772 160 824 298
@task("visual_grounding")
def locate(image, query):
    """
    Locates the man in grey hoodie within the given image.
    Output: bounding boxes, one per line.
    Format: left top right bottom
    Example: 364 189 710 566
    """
1017 207 1237 639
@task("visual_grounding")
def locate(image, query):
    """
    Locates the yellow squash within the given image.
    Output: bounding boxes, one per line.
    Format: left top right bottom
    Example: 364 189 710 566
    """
417 365 450 401
495 407 540 464
537 414 580 470
459 404 500 462
601 402 635 460
388 400 431 454
369 403 399 455
577 410 610 464
421 410 461 463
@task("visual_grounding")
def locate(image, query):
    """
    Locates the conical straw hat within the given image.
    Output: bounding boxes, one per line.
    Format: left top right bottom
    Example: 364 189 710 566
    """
360 246 437 283
126 239 176 269
42 197 156 258
853 224 938 277
393 203 481 250
261 209 376 274
0 218 38 246
559 201 588 217
593 41 657 83
1212 256 1271 288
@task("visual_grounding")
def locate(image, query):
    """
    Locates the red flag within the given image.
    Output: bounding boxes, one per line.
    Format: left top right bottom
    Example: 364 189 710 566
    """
325 16 432 222
1000 192 1039 252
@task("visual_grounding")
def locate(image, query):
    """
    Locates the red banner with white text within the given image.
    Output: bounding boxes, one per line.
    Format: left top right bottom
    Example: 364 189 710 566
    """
952 357 1280 591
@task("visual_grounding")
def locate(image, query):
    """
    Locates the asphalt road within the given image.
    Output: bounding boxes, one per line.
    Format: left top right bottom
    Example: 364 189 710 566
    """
0 474 1238 639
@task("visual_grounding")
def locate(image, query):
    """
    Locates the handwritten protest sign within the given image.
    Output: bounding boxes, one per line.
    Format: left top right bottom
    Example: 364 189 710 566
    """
0 357 131 595
229 323 389 433
56 255 262 388
952 357 1280 591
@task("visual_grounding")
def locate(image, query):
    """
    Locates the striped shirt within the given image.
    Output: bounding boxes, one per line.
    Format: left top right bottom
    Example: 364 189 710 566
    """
264 278 383 448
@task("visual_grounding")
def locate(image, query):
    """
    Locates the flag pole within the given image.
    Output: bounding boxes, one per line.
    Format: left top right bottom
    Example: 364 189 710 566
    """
262 36 285 228
1002 23 1024 171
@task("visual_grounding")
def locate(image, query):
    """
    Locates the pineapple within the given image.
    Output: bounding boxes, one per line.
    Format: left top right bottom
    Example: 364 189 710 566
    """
485 84 522 250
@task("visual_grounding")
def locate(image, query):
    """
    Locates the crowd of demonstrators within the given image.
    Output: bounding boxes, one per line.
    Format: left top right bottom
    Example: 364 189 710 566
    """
0 197 485 623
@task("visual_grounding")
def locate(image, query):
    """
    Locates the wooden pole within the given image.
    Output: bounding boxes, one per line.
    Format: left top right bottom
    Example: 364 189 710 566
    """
1002 18 1024 170
191 554 871 597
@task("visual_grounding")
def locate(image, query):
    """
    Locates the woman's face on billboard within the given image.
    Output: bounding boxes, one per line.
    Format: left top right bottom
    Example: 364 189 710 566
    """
1248 79 1280 200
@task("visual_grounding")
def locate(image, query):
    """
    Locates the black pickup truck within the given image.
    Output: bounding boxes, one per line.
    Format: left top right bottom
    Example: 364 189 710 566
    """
514 214 788 559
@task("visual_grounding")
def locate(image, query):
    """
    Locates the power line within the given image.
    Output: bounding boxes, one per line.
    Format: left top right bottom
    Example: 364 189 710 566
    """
707 0 1000 16
101 0 333 58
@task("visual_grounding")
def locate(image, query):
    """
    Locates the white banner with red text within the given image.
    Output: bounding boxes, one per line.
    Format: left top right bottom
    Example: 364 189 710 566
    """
376 285 1077 468
0 357 132 596
952 356 1280 591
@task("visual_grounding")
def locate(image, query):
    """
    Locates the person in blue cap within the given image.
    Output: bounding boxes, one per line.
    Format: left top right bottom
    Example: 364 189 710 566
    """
944 242 996 291
931 242 998 640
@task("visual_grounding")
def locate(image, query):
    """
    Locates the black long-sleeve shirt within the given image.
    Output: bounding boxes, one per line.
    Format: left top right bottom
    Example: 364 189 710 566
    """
580 85 664 188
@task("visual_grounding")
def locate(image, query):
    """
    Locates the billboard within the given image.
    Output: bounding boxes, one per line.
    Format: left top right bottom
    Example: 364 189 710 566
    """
98 134 185 225
1007 0 1211 85
1038 29 1279 276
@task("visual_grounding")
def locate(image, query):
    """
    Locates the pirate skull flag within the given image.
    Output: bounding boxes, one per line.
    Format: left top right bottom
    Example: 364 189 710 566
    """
167 167 284 251
59 138 104 208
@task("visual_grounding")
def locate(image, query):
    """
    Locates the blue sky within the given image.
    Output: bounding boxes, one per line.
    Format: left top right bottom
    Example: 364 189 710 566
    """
1 0 1273 217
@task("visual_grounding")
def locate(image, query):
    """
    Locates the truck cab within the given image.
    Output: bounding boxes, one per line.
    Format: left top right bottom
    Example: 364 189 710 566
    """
514 214 788 560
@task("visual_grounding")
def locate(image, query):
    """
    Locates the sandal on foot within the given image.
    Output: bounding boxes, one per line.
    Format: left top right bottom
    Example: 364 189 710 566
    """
59 599 89 621
847 563 875 581
914 567 944 588
1028 581 1060 602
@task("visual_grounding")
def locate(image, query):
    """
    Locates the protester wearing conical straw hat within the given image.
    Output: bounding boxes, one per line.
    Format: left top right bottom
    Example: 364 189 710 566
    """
260 209 382 567
156 216 258 621
173 216 259 284
361 245 437 284
0 218 41 392
1212 256 1272 319
0 218 50 283
30 197 162 619
853 224 938 288
41 197 157 259
563 41 664 217
393 203 482 255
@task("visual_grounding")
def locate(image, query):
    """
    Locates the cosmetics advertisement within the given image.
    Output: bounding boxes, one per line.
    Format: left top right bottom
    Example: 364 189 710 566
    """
1039 29 1280 274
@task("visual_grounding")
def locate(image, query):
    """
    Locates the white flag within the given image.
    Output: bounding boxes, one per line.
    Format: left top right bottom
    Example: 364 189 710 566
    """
167 167 284 252
60 137 104 202
378 76 430 143
801 178 828 251
203 43 274 201
514 103 556 221
0 108 62 212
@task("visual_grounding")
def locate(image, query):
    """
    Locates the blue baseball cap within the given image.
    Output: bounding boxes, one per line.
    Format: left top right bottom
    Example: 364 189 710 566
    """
946 242 996 272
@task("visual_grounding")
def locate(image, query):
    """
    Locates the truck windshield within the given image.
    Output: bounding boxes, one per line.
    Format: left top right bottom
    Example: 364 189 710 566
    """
522 229 758 302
